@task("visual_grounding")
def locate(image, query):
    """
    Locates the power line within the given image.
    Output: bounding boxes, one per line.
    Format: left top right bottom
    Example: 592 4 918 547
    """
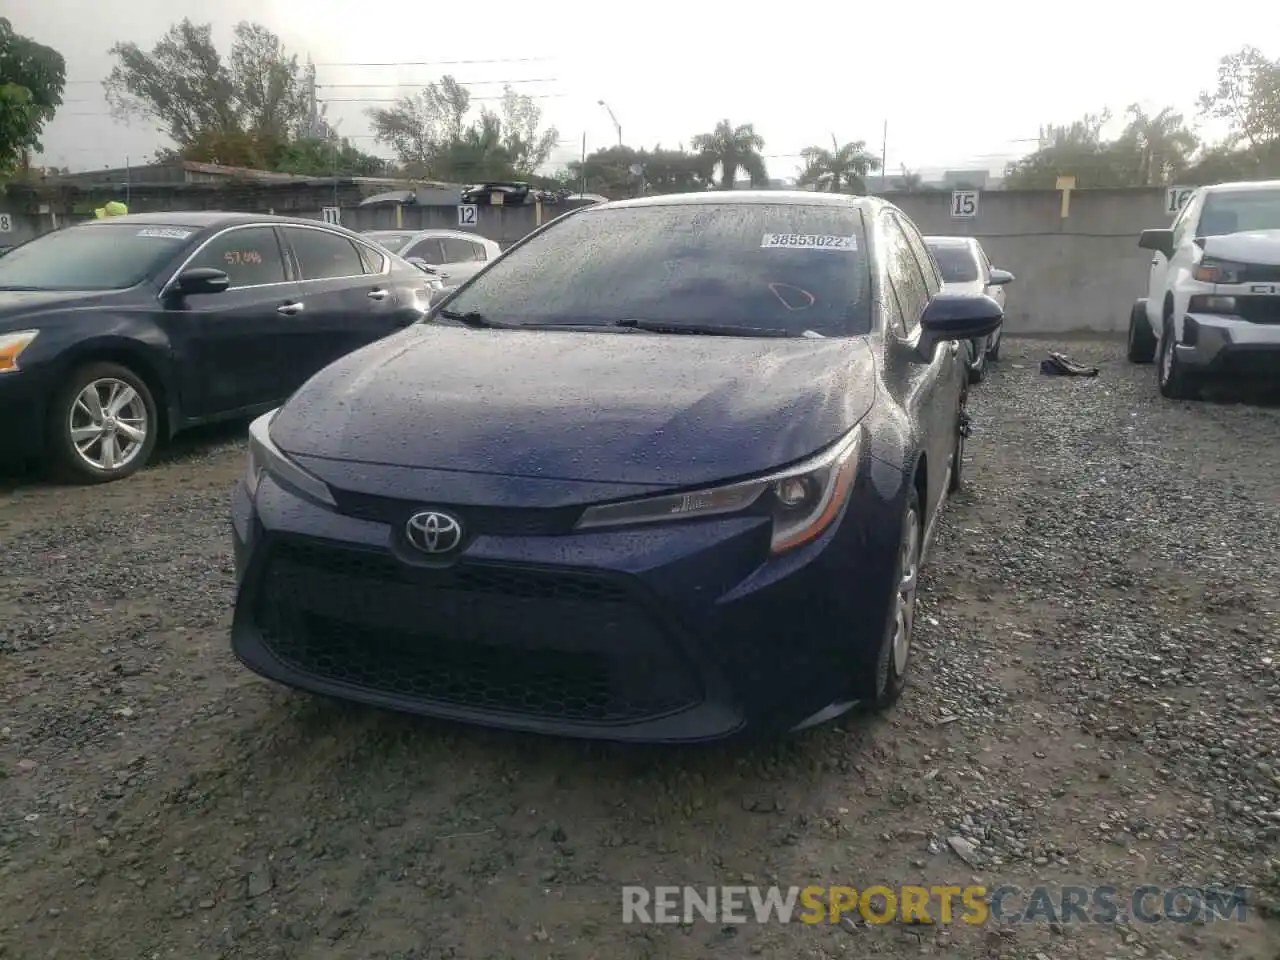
313 56 556 68
321 93 564 104
315 78 558 89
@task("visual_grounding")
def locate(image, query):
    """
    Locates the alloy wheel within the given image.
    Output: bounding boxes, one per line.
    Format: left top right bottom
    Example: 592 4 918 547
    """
68 377 149 472
891 503 921 674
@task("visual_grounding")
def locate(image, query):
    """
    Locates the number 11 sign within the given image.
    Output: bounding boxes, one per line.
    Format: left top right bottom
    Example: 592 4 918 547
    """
951 190 979 219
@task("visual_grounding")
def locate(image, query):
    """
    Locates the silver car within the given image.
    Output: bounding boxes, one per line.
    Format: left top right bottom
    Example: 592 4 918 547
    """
924 235 1014 384
361 229 502 286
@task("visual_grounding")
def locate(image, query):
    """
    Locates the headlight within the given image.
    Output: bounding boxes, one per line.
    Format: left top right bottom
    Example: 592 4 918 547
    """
245 411 336 507
0 329 39 374
1193 257 1246 284
574 427 863 554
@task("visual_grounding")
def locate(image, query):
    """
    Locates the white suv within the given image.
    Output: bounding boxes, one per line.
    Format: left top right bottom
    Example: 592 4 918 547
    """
1128 180 1280 399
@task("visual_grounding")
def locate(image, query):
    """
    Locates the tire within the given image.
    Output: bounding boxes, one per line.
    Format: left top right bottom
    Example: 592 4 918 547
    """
987 333 1001 362
1127 301 1157 363
855 483 923 712
47 361 159 484
1157 315 1200 400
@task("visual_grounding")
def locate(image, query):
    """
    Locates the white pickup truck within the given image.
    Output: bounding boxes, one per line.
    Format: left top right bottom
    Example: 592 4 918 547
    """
1127 180 1280 399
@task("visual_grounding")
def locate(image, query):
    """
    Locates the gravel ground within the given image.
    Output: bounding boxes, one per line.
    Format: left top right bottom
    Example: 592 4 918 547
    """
1 336 1278 960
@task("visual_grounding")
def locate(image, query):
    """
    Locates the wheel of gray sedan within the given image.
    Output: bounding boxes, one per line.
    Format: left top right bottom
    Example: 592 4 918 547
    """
857 483 922 712
48 361 158 484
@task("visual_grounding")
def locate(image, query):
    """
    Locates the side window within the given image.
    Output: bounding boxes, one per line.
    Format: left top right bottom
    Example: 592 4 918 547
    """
355 242 386 275
895 214 942 297
1172 191 1201 246
186 226 287 289
440 237 479 263
469 241 488 262
880 216 929 331
406 238 444 265
976 243 993 278
285 228 364 281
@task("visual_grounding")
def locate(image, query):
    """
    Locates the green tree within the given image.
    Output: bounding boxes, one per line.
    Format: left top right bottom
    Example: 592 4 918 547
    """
1198 46 1280 149
796 134 880 193
567 144 713 198
0 18 66 177
275 136 386 177
690 119 768 189
104 20 312 148
366 75 472 168
894 165 923 191
496 85 558 176
1003 111 1137 188
1112 104 1198 185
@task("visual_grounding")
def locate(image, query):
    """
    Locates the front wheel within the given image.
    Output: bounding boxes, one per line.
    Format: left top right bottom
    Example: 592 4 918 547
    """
986 332 1001 362
47 362 159 483
1157 317 1200 400
855 484 923 712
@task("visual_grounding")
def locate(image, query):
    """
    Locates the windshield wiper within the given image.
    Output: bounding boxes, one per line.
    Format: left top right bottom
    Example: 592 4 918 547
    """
436 308 510 329
613 318 797 338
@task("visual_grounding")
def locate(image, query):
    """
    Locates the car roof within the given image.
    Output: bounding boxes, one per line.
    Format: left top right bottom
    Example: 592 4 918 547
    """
75 211 355 230
596 190 882 211
1200 180 1280 195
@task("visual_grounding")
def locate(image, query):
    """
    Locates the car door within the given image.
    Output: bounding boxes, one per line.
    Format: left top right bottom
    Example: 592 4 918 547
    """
165 223 304 418
280 225 402 385
1145 189 1201 331
975 242 1003 352
878 213 955 519
439 236 487 283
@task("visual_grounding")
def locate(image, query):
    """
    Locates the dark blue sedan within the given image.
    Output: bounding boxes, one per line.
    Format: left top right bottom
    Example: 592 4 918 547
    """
229 191 1002 742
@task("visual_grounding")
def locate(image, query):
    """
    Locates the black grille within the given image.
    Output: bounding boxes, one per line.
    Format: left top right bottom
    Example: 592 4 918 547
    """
1233 296 1280 324
330 489 581 536
254 539 702 724
1217 349 1280 378
1242 264 1280 283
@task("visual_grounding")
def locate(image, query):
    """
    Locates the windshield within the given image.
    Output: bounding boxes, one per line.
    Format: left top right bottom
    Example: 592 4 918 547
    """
438 202 872 337
926 243 980 283
0 223 195 291
1199 190 1280 236
364 232 414 253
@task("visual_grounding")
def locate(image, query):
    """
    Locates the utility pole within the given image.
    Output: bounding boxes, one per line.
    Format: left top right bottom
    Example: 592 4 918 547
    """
880 120 888 188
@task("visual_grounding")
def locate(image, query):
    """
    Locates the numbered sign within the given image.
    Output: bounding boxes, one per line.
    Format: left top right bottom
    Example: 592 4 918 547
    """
321 206 341 225
1165 186 1193 217
457 204 479 227
950 190 979 219
0 212 11 233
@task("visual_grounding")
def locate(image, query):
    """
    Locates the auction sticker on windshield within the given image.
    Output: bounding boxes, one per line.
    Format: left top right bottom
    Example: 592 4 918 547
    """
137 228 193 239
761 234 857 251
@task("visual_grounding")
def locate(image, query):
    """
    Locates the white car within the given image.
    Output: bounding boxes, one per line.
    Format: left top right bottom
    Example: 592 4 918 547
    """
923 235 1015 384
1129 179 1280 399
361 229 502 286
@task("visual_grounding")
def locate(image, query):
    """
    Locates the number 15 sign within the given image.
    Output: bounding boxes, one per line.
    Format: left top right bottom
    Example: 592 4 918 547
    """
951 190 979 219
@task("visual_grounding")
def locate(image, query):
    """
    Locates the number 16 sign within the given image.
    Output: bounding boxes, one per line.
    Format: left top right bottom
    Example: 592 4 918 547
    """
951 190 979 219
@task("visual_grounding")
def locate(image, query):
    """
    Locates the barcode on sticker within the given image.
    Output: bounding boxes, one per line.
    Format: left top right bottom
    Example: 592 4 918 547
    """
761 233 857 251
136 228 193 239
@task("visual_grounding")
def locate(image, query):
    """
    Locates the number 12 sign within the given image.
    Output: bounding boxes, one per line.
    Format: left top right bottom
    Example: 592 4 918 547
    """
951 190 979 219
457 204 479 227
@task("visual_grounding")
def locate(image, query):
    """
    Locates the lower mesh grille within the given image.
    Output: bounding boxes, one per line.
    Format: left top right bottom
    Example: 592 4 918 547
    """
254 540 702 724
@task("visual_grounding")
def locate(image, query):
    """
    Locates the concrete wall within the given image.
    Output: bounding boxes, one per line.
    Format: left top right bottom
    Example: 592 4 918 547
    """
0 188 1173 333
883 187 1170 335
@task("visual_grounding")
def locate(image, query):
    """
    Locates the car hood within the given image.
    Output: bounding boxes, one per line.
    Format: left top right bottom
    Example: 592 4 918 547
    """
1200 230 1280 265
271 324 877 487
940 279 986 296
0 289 131 329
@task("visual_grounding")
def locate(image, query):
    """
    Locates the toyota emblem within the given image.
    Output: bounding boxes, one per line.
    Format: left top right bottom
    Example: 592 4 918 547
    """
405 510 464 555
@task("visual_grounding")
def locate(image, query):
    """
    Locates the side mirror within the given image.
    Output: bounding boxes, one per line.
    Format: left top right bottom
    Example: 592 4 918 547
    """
172 267 230 296
1138 228 1175 258
987 267 1014 285
917 293 1003 361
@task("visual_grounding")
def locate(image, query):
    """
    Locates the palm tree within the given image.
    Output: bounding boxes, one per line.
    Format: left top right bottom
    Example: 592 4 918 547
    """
690 119 768 189
1121 105 1198 185
796 135 881 193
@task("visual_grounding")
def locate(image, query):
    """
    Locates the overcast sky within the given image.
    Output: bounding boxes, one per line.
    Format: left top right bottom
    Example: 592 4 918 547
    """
15 0 1278 179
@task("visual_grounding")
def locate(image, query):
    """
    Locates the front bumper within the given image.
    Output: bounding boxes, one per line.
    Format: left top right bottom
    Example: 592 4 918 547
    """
1176 313 1280 376
0 368 51 462
230 459 908 743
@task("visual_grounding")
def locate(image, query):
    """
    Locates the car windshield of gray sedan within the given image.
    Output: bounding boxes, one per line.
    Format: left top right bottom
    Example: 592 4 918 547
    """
439 203 872 337
928 244 980 283
0 224 194 291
